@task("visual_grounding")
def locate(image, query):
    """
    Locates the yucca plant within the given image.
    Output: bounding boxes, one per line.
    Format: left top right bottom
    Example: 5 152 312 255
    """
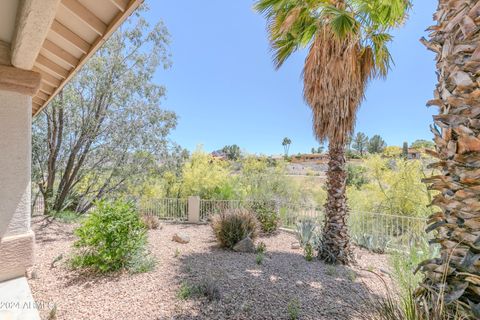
255 0 411 264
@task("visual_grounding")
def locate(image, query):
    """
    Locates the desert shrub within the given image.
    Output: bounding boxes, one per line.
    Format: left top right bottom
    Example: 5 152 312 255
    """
249 201 280 234
51 210 82 223
389 240 439 297
70 200 153 273
196 278 221 301
256 241 267 254
361 284 469 320
287 299 301 320
141 214 160 229
346 164 368 189
177 282 193 300
211 208 259 249
256 252 264 265
177 279 221 302
347 156 436 218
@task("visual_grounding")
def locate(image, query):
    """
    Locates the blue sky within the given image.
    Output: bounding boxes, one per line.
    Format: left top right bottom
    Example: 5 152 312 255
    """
146 0 438 155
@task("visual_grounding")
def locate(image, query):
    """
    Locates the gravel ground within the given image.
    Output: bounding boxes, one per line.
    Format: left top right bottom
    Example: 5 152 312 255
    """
28 217 394 320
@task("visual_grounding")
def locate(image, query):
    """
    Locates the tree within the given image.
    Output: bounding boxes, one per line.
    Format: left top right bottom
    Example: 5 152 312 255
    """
382 146 402 158
32 9 176 214
255 0 410 264
282 137 292 157
410 139 434 150
367 135 386 154
351 132 369 156
402 141 409 158
221 144 241 161
415 2 480 317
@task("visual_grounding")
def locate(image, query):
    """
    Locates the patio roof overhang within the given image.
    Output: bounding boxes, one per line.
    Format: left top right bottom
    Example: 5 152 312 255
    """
0 0 143 116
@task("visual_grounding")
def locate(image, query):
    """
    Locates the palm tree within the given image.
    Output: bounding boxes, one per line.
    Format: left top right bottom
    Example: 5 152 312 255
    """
282 137 292 157
415 1 480 317
255 0 410 264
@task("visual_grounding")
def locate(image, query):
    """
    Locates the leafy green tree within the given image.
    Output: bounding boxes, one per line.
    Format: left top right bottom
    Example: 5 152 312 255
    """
32 9 175 214
368 135 386 154
255 0 410 264
312 146 324 154
282 137 292 157
221 144 241 161
179 147 235 200
352 132 369 156
410 139 434 150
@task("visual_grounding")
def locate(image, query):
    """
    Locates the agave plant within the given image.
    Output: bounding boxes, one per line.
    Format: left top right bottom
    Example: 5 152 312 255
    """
296 219 319 261
295 219 318 247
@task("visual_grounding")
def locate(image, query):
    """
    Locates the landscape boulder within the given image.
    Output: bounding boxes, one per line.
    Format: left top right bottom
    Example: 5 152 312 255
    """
233 237 255 253
291 242 301 250
172 233 190 244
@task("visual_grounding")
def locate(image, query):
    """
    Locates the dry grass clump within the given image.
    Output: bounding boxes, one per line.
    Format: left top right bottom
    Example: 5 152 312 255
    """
211 209 259 249
359 272 470 320
142 215 160 230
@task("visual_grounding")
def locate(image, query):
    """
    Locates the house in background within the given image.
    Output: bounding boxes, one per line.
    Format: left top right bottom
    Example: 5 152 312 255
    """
407 148 422 160
0 1 143 318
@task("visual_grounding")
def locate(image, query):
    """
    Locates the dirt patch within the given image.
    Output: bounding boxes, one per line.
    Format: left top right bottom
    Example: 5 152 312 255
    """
28 218 393 320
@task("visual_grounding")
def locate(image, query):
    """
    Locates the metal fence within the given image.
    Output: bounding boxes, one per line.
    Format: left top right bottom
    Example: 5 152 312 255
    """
137 198 188 221
278 205 428 252
200 199 244 222
32 196 44 216
31 195 428 252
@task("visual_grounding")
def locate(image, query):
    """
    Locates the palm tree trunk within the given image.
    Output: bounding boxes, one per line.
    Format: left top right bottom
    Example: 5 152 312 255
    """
318 143 353 264
416 1 480 317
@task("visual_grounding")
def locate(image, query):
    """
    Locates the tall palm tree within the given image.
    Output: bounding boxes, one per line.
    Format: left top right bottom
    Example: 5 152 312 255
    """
416 1 480 317
255 0 410 264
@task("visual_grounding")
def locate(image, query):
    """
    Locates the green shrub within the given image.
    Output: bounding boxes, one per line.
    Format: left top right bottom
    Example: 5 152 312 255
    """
177 282 193 300
256 252 264 265
346 164 368 189
256 241 267 254
177 279 221 302
287 299 301 320
389 240 439 297
211 209 259 249
70 200 153 273
249 201 280 234
51 210 82 223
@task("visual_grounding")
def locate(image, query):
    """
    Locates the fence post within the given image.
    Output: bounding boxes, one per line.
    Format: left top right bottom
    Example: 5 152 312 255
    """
188 196 200 223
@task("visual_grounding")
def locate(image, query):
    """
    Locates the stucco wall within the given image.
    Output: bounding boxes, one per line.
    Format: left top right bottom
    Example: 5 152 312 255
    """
0 89 31 238
0 89 33 282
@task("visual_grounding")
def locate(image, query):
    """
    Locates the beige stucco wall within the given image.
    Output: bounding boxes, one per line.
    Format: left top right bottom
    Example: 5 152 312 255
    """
0 89 33 282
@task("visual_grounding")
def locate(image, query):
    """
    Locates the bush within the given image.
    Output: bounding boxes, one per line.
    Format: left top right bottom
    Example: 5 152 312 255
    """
51 210 82 223
141 214 160 229
211 209 259 249
177 279 221 302
346 164 368 189
249 201 280 234
70 200 153 273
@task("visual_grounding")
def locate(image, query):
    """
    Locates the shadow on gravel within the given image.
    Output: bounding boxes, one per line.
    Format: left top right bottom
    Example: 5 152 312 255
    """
173 247 386 320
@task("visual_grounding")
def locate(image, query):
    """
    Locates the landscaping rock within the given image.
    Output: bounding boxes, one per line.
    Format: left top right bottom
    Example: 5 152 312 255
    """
291 242 301 250
172 233 190 244
233 237 255 253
